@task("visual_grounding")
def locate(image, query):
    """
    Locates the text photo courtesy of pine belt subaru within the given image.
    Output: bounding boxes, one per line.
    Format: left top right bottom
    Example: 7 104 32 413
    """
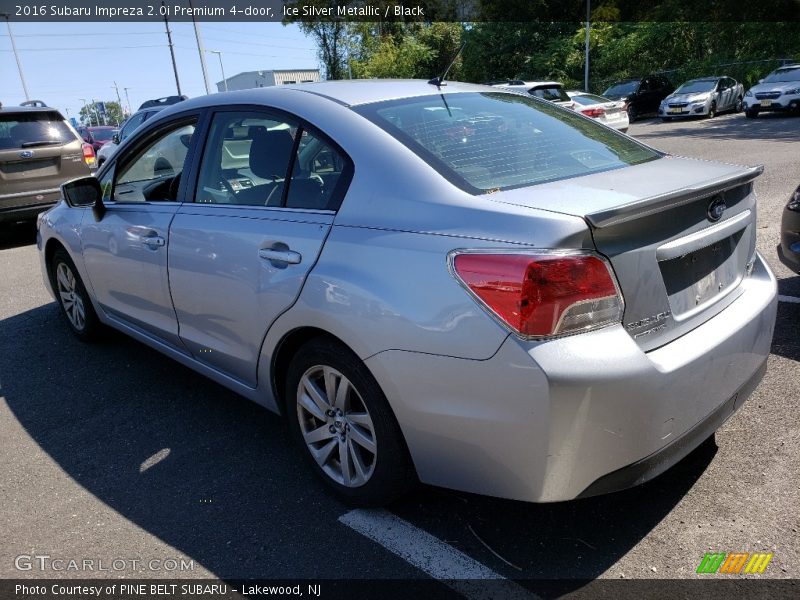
37 80 777 506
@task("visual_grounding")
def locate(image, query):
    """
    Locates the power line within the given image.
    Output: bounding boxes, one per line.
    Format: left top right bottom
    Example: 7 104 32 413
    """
0 44 167 51
175 46 313 58
172 31 315 50
202 24 308 42
0 31 163 37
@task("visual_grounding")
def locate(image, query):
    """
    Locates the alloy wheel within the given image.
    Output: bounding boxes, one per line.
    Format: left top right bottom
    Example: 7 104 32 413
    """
296 365 377 487
56 262 86 331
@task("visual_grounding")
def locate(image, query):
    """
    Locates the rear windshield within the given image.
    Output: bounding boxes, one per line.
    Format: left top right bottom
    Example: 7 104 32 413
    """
90 128 117 141
0 112 74 150
354 92 660 193
529 86 570 102
571 93 611 106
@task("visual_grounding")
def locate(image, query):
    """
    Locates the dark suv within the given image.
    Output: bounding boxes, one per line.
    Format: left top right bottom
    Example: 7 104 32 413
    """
603 75 675 121
0 104 94 225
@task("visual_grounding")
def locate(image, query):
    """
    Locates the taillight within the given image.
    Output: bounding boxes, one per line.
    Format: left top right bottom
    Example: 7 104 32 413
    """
581 107 606 118
451 252 623 338
82 142 96 167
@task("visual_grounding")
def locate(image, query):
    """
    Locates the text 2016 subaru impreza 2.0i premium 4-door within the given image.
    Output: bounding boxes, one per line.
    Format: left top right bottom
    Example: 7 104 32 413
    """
37 81 777 505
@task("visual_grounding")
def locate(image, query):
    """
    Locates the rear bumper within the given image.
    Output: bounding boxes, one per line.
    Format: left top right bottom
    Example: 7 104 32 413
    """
0 189 60 224
366 252 777 502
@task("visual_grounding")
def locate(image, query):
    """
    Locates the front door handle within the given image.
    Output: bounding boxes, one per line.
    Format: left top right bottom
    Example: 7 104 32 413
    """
142 235 166 248
259 248 302 265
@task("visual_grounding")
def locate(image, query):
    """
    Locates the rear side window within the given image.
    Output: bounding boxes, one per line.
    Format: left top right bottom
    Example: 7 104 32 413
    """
355 92 660 193
0 112 74 150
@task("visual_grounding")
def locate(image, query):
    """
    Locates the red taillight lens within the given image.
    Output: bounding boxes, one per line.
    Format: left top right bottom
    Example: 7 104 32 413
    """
581 107 606 118
82 142 96 167
452 253 623 338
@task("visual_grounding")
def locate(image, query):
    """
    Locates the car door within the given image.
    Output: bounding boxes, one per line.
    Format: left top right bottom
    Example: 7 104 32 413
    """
80 115 198 348
168 108 352 387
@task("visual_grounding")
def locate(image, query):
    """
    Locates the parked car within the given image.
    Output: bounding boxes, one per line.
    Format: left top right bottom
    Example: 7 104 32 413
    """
603 75 674 121
0 103 94 225
77 125 119 154
658 76 744 120
96 95 186 167
779 183 800 273
744 64 800 118
567 91 630 132
492 80 575 110
38 80 777 506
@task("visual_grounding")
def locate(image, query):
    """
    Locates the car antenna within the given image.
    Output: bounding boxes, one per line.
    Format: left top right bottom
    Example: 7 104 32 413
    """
428 41 466 88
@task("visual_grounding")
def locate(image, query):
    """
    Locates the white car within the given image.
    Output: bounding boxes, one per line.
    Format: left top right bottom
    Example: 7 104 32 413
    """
567 91 630 132
743 64 800 118
492 80 575 110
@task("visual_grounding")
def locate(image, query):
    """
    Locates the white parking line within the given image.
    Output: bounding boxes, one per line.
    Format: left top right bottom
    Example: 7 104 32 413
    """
778 295 800 304
339 509 538 600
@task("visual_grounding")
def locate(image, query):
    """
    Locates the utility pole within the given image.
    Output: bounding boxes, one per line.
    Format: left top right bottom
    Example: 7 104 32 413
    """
89 98 102 126
111 82 123 124
162 0 182 95
3 14 30 101
209 50 228 92
584 0 591 92
123 87 132 116
188 0 211 94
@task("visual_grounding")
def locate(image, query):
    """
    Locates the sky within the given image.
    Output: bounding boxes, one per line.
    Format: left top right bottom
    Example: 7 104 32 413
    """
1 20 320 124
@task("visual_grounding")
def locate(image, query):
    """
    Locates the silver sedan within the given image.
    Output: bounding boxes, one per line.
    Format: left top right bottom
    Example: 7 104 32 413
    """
37 80 777 505
659 76 745 120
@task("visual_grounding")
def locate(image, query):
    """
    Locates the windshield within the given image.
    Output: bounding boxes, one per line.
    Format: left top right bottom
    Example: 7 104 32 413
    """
90 128 118 141
603 81 639 97
675 80 717 93
355 92 660 193
529 86 570 102
0 112 74 149
763 67 800 83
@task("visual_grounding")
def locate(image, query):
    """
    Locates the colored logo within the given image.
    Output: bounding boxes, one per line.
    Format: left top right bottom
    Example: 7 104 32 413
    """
697 552 773 574
19 150 34 159
707 195 727 222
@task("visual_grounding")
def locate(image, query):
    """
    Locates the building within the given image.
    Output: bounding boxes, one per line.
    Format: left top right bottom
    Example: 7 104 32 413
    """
216 69 321 92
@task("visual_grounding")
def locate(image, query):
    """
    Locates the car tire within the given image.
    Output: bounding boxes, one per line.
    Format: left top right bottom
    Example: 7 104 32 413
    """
745 109 758 119
50 249 103 341
285 337 416 506
735 97 744 112
661 117 672 122
707 102 716 119
627 105 637 122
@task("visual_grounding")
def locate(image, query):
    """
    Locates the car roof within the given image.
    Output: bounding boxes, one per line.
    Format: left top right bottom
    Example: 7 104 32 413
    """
164 80 499 113
0 105 64 115
495 81 563 88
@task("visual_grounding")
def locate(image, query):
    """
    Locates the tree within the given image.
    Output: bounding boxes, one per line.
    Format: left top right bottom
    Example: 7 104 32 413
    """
79 101 124 127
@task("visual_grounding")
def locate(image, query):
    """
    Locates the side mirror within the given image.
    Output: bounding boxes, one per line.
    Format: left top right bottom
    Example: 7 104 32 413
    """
112 133 120 144
61 176 106 220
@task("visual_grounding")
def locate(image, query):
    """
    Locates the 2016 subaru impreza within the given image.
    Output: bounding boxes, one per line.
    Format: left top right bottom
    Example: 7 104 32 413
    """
37 80 777 506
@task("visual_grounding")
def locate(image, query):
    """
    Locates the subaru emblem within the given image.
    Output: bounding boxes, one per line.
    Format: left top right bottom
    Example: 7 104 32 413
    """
19 150 34 159
707 195 727 222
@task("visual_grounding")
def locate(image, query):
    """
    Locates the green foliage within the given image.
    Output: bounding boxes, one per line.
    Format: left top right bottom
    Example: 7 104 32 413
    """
79 101 123 127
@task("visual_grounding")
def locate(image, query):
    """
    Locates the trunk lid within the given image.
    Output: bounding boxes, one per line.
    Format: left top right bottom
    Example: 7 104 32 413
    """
486 156 762 350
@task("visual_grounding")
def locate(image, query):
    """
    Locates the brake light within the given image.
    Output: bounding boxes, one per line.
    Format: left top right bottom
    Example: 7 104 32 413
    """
451 252 623 338
82 142 96 167
581 107 606 118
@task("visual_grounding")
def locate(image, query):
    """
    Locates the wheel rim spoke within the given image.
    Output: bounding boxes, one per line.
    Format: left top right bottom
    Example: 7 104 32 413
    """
348 438 368 483
299 377 329 421
338 438 352 485
348 423 376 454
303 423 336 445
333 375 350 410
309 438 337 465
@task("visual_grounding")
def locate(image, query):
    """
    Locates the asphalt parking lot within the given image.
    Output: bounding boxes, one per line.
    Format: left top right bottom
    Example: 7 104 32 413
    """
1 111 798 590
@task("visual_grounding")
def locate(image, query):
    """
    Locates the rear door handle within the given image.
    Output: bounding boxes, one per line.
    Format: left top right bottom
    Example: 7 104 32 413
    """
141 235 166 248
259 248 302 265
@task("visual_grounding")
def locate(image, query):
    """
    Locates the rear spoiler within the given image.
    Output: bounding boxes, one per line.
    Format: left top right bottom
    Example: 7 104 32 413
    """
585 164 764 228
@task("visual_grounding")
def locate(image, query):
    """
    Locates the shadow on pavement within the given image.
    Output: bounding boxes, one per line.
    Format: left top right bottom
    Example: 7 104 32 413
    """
634 112 800 142
0 222 37 251
1 303 722 587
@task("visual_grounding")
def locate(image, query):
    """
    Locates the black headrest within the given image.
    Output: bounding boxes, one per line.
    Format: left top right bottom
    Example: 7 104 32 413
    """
249 129 294 179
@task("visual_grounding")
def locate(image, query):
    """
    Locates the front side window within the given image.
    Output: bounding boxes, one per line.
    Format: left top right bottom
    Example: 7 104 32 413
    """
120 112 146 141
356 92 660 193
113 121 195 202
